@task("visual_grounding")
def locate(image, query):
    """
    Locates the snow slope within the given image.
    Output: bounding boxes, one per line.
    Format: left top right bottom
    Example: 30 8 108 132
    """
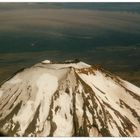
0 60 140 136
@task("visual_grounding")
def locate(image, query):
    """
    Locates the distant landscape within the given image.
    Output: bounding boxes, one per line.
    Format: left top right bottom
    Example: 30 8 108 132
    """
0 3 140 86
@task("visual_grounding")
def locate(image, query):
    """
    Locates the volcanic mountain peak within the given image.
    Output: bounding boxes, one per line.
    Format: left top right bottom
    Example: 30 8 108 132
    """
0 60 140 137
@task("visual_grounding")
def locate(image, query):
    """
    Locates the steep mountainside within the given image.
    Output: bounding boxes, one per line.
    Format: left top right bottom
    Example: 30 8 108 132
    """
0 60 140 137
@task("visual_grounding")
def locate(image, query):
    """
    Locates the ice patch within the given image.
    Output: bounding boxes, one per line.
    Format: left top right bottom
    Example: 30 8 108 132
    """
42 60 51 64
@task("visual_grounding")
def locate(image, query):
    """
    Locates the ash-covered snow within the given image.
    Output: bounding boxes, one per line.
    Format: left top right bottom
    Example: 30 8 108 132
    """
0 90 3 98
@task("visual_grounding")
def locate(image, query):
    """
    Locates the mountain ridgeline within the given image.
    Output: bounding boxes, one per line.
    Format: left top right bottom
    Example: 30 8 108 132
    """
0 60 140 137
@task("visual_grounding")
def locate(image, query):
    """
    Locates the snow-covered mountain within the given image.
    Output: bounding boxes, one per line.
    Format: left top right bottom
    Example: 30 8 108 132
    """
0 60 140 137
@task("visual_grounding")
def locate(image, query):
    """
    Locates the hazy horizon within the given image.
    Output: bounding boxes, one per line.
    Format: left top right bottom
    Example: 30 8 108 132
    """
0 3 140 86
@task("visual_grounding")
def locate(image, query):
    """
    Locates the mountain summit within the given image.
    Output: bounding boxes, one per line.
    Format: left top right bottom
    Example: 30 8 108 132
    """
0 60 140 137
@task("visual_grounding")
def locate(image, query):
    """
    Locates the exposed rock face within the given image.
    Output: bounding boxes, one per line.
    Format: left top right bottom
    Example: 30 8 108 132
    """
0 60 140 137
